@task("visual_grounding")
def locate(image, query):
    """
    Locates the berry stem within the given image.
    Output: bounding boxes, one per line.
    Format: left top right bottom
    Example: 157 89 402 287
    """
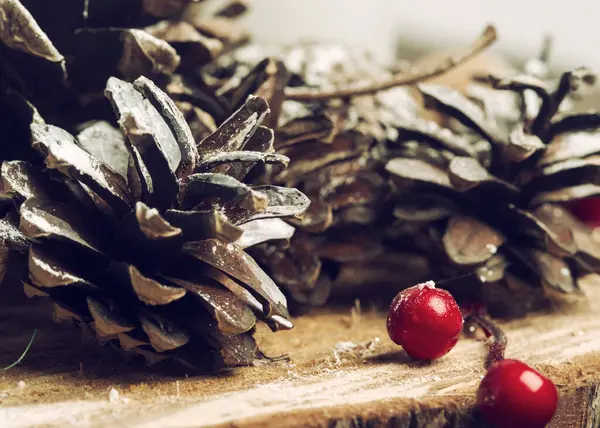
467 313 507 368
284 25 497 101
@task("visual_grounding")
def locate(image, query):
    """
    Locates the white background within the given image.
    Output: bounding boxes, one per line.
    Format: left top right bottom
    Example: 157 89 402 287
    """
244 0 600 70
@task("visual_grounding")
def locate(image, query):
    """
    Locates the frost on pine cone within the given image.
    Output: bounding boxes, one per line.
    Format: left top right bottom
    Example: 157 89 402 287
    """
202 43 430 306
0 75 309 371
385 61 600 316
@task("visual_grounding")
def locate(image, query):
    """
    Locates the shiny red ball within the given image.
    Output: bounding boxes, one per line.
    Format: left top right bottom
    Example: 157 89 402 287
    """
386 281 463 360
477 359 558 428
567 197 600 228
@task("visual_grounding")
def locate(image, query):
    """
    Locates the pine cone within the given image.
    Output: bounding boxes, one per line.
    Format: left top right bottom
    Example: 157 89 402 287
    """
384 57 600 316
0 0 248 131
1 75 310 371
201 42 431 306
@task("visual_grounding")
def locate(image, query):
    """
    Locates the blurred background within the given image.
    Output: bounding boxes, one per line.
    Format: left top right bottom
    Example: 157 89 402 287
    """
244 0 599 70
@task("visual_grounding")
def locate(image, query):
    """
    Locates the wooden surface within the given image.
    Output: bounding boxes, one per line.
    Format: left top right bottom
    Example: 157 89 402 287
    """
1 277 600 427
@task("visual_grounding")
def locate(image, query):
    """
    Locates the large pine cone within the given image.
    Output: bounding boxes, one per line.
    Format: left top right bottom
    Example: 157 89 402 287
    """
0 76 309 371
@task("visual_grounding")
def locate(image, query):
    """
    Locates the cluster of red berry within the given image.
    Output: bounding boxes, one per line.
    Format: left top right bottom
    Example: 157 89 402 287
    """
387 281 558 428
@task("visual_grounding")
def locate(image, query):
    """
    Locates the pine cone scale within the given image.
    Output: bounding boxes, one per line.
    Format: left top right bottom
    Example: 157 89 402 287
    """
19 198 103 255
183 238 290 322
28 245 100 290
133 76 199 180
128 264 187 306
274 114 335 149
105 77 180 210
166 276 257 335
419 83 505 146
1 0 65 65
235 218 295 249
442 215 505 266
87 296 136 337
163 208 244 242
1 160 51 202
31 123 134 215
199 96 269 159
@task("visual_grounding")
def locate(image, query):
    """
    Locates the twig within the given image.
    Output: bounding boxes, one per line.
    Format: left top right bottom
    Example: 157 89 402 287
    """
285 25 497 101
538 35 553 64
531 67 596 137
467 314 506 368
2 329 37 371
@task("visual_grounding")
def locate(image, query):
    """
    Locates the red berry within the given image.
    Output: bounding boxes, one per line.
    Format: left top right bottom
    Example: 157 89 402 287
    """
567 197 600 227
387 281 463 360
477 359 558 428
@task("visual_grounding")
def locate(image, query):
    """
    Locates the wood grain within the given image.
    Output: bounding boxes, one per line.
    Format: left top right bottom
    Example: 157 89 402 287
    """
549 383 600 428
1 277 600 427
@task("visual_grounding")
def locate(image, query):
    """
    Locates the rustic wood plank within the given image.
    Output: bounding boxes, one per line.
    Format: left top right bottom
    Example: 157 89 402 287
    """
1 277 600 427
549 383 600 428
